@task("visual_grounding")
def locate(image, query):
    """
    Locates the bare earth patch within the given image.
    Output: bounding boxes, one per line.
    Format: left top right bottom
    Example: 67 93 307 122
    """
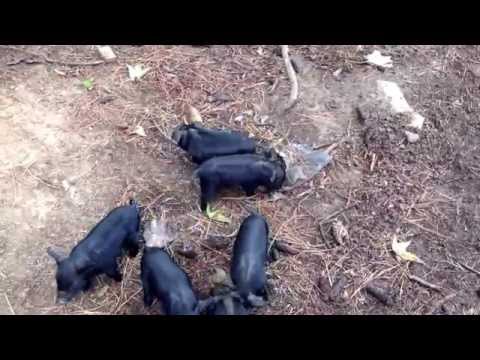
0 45 479 315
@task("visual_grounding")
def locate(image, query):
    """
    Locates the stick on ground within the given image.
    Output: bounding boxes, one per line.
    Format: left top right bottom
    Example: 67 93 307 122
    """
408 275 442 293
281 45 299 111
3 293 15 315
458 261 480 277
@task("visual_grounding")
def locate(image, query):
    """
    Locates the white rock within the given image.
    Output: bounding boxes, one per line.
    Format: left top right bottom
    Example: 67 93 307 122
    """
405 130 420 143
61 180 70 191
376 80 426 130
409 113 425 130
96 46 116 62
377 80 413 113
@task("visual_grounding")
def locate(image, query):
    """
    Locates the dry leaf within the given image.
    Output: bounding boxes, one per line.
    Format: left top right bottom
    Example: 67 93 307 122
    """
127 64 150 81
205 204 230 224
132 125 146 137
209 210 230 224
332 220 349 245
391 235 424 264
365 50 393 68
188 105 203 123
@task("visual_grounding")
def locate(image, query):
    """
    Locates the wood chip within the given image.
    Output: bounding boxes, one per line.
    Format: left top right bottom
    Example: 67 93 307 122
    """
275 241 300 255
96 46 117 62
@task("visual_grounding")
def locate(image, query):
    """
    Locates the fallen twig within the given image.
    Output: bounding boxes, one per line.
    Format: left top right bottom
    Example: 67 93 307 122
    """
144 193 165 213
404 219 449 240
3 293 15 315
280 45 299 111
350 265 399 299
458 261 480 277
408 275 442 293
319 204 359 225
114 288 142 315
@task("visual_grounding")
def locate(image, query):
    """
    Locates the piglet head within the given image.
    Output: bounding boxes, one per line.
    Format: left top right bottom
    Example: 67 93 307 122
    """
259 148 287 190
268 159 287 190
47 248 87 304
171 124 190 147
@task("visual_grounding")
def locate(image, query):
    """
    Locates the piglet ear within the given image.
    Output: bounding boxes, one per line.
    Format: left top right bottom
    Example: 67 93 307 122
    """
254 162 276 184
47 247 65 264
270 172 276 184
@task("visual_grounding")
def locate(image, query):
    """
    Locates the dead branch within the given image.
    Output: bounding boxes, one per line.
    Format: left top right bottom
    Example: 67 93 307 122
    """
281 45 299 111
404 219 449 239
408 275 442 293
319 203 359 225
458 261 480 277
3 293 15 315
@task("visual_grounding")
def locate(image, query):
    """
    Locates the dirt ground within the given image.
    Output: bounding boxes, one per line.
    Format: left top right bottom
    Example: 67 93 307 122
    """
0 45 479 315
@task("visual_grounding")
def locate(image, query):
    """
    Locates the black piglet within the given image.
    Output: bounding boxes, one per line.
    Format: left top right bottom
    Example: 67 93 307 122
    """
141 246 201 315
47 200 141 304
230 213 270 308
172 122 256 164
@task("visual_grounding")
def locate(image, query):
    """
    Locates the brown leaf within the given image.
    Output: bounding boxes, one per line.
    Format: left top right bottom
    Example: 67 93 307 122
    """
332 220 349 246
206 236 230 250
